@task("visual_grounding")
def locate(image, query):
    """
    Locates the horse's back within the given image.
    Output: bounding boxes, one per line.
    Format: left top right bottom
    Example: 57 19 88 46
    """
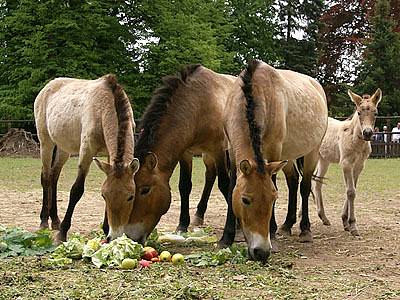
184 67 235 154
253 64 328 160
34 76 114 154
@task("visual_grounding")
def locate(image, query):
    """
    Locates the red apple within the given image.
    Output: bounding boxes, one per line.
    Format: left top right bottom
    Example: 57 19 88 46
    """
100 239 108 245
139 259 152 268
151 257 160 263
142 246 158 260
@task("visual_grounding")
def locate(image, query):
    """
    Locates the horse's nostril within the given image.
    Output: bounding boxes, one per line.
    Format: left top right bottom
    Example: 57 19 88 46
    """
106 236 111 243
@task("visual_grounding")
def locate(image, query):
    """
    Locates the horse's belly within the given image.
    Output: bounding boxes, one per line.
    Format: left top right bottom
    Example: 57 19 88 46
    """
280 115 327 160
46 99 83 154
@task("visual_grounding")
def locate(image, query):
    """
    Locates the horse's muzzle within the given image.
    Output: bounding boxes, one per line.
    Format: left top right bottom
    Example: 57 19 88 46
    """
249 247 270 263
362 128 373 141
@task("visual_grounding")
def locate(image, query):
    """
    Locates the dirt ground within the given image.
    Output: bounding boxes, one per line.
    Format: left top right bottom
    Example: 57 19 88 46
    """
0 159 399 299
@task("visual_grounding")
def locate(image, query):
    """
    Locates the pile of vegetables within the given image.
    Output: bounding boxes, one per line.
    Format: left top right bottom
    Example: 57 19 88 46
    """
0 225 54 258
0 225 249 269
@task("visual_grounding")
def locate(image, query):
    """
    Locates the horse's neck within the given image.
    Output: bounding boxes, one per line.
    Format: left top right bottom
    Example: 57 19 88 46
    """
152 116 196 176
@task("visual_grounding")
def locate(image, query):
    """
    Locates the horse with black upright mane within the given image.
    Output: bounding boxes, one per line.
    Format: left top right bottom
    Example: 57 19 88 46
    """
223 60 328 262
120 65 235 244
34 75 139 242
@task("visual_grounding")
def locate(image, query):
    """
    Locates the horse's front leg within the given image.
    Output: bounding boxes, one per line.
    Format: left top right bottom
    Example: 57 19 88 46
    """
218 158 236 248
341 164 359 236
176 155 193 233
278 160 299 236
56 148 93 243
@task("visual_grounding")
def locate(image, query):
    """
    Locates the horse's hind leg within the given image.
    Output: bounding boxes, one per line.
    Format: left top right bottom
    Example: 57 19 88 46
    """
278 161 299 236
314 159 331 226
57 146 94 242
39 140 55 229
192 154 217 226
49 148 69 230
299 150 319 243
176 153 193 232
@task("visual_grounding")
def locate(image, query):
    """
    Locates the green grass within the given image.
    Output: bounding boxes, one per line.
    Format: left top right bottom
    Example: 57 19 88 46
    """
0 157 400 299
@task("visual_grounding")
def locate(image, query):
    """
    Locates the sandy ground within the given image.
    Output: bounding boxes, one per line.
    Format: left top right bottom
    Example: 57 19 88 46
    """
0 172 399 298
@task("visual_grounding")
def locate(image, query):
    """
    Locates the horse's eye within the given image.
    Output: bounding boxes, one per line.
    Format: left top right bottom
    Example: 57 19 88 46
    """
139 186 151 196
101 194 105 200
242 197 251 206
127 195 134 202
357 111 361 115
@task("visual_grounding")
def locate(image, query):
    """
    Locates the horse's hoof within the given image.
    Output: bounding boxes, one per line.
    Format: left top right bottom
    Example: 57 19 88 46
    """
175 226 188 234
318 213 331 226
217 239 233 249
55 231 67 244
271 241 279 253
299 230 313 243
191 215 204 227
51 219 61 230
39 221 49 230
277 224 292 236
350 226 360 236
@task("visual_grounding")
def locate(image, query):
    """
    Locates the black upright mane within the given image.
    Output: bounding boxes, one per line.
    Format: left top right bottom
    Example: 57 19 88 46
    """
135 64 202 162
104 74 131 173
241 59 265 174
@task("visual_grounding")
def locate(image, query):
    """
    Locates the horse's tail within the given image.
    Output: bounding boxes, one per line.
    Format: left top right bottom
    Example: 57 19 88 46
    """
104 74 132 169
241 59 265 174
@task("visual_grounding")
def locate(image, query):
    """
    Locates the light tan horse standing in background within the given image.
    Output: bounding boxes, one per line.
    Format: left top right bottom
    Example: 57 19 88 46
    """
34 75 139 242
313 89 382 236
223 60 328 262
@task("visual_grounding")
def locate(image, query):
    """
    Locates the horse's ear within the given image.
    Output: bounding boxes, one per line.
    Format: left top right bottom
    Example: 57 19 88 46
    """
130 158 140 174
265 160 288 175
348 90 362 107
371 88 382 106
144 152 158 170
239 159 253 176
93 158 111 175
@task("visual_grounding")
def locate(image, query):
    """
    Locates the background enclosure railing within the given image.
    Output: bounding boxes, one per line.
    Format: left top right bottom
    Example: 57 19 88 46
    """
1 117 400 158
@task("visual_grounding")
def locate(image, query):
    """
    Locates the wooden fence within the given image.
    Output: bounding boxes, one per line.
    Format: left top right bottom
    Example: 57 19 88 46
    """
1 118 400 158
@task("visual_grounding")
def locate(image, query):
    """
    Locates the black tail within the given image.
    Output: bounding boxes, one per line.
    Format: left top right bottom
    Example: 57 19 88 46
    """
241 59 265 174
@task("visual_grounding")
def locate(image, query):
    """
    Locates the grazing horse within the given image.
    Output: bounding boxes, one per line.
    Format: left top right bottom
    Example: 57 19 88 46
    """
123 65 235 244
223 60 328 262
313 89 382 236
34 75 139 242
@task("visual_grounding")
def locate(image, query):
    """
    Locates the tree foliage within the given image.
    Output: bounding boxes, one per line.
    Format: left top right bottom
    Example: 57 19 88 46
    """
0 0 399 121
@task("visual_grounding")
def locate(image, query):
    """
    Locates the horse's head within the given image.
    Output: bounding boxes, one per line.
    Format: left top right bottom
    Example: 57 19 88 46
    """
94 158 140 240
232 159 287 263
348 88 382 141
124 152 171 244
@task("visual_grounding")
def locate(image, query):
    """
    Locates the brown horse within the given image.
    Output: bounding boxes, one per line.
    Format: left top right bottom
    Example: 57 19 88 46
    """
223 60 328 262
122 65 235 243
34 75 139 242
